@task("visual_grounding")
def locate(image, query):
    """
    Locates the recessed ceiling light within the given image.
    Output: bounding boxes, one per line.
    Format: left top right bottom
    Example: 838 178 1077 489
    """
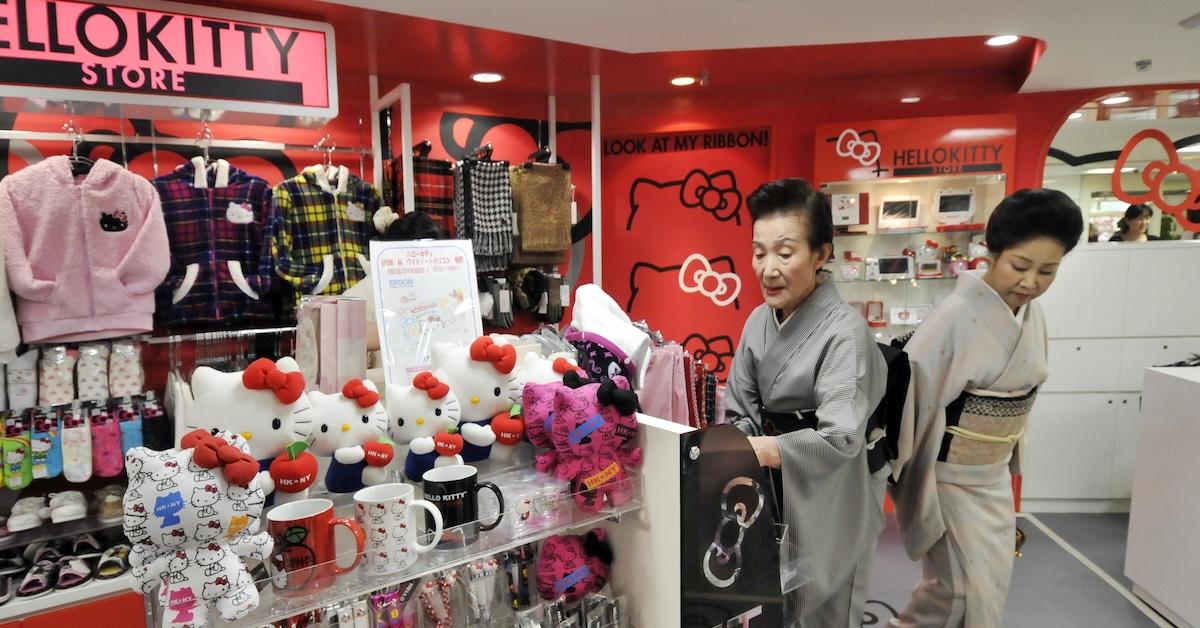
896 179 913 184
671 76 697 87
986 35 1020 47
1068 112 1084 120
1085 167 1136 174
900 96 921 104
1179 144 1200 153
1102 95 1131 105
471 72 504 84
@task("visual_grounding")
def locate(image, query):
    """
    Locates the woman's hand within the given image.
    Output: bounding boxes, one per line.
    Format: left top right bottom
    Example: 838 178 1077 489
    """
748 436 782 469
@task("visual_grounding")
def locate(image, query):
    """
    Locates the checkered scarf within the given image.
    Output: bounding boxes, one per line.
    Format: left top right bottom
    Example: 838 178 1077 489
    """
454 159 513 272
391 157 456 237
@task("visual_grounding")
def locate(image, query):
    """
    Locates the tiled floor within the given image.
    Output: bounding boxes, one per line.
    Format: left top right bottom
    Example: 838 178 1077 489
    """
862 512 1167 627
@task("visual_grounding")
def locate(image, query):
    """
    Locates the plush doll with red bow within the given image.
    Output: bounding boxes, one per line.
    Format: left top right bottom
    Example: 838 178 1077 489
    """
385 371 464 481
185 357 318 505
430 337 521 462
551 377 642 512
310 379 393 493
123 430 273 627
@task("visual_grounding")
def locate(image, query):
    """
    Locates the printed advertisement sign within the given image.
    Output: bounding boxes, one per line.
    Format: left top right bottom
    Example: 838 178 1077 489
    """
0 0 336 117
814 114 1017 184
602 127 771 379
371 240 483 385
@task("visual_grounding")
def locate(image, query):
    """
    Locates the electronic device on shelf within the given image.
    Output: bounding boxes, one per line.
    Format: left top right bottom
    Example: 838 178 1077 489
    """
864 256 914 281
934 188 976 225
879 195 921 229
890 305 933 326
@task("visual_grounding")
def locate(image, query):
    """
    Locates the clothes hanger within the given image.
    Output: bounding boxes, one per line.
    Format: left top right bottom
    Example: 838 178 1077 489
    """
195 120 214 167
468 143 494 161
414 140 433 159
62 120 94 176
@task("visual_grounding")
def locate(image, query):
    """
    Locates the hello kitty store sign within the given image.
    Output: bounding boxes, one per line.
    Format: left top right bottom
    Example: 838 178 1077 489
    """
0 0 337 117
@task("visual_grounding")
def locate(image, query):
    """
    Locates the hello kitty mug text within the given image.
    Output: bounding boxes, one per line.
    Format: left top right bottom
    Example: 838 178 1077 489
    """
353 483 443 575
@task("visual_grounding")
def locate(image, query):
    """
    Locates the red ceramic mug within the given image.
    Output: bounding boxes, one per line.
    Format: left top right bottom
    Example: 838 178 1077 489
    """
267 498 366 597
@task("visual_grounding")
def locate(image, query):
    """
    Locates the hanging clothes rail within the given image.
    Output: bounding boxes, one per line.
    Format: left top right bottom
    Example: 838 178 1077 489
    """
0 130 371 155
145 326 297 345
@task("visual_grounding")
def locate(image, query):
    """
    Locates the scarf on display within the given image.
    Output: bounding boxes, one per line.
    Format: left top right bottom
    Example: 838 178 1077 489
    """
454 159 512 273
509 164 571 252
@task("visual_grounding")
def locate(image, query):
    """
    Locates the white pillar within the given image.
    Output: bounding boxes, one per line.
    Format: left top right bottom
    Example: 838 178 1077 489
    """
399 83 415 215
590 74 602 287
548 94 558 164
369 75 382 187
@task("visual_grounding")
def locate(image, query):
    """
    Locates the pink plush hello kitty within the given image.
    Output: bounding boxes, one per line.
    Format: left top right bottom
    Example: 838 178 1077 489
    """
535 528 613 602
550 377 641 512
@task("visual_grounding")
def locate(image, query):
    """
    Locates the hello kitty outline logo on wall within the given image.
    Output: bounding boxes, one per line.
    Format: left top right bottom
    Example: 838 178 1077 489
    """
1112 129 1200 230
678 253 741 308
827 128 888 177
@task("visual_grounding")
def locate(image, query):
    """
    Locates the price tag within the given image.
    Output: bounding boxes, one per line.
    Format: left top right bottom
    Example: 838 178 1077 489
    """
512 212 520 235
499 289 512 314
570 202 578 225
538 293 549 314
561 284 571 306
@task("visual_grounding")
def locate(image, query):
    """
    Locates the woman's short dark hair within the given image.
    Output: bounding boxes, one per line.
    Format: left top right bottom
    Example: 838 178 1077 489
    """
1117 204 1153 233
985 188 1084 255
747 178 833 253
375 211 446 241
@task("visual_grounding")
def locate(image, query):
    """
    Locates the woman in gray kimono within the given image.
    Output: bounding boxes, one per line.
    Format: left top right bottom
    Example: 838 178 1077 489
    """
726 178 888 627
888 189 1083 627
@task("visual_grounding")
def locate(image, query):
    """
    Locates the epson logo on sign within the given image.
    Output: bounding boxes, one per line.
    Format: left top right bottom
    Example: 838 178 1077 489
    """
0 0 337 116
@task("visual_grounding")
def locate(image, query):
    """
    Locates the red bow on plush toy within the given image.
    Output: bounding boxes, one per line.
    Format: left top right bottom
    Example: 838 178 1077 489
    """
552 358 579 376
181 429 260 487
242 358 306 404
413 372 450 400
470 337 517 374
342 379 380 408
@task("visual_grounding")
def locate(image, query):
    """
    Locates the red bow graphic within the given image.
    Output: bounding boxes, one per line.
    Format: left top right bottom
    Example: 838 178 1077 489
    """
181 429 259 487
176 550 187 558
133 504 145 514
171 530 185 537
342 379 380 408
1113 129 1200 230
412 372 450 400
207 521 221 529
208 543 220 551
205 485 219 494
215 577 228 586
242 358 306 405
470 337 517 374
164 461 178 468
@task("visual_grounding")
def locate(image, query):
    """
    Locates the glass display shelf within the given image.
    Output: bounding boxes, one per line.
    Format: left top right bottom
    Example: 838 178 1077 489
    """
833 276 958 284
185 469 645 626
0 515 124 550
833 226 985 238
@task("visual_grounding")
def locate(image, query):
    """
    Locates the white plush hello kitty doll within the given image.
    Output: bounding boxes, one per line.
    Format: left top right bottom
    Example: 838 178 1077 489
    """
430 337 521 462
186 357 319 505
310 379 393 493
386 371 463 481
515 352 580 388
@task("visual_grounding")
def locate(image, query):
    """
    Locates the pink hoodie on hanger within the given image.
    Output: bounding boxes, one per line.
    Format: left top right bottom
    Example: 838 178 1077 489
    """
0 156 169 343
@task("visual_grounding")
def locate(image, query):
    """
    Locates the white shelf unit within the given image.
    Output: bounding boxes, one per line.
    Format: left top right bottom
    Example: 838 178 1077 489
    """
0 574 135 622
1022 241 1200 512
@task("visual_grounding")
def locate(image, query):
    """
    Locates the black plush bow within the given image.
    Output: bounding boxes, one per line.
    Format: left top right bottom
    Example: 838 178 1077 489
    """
596 378 640 416
562 371 592 389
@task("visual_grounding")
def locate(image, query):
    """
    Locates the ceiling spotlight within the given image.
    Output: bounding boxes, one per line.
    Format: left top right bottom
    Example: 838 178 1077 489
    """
901 96 921 104
671 76 697 87
471 72 504 84
1068 112 1084 120
986 35 1020 47
1102 95 1131 105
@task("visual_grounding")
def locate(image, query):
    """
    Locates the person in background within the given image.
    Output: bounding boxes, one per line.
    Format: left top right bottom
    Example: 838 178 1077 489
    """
888 189 1084 627
1109 204 1158 242
725 178 888 627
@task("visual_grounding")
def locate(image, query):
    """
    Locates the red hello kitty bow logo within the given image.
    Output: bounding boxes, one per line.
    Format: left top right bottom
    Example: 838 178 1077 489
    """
205 521 221 529
1113 129 1200 230
181 429 259 487
208 543 221 551
242 358 306 405
413 372 450 400
214 577 228 586
342 379 380 408
470 337 517 374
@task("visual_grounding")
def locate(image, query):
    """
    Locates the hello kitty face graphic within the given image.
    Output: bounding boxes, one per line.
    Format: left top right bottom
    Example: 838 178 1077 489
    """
195 520 223 542
370 527 388 543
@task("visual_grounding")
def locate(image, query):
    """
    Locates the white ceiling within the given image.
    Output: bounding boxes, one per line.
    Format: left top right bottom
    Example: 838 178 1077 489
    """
327 0 1200 92
1044 117 1200 175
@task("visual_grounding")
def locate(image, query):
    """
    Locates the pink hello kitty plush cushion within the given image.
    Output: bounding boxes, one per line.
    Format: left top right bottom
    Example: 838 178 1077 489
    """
550 377 642 512
535 528 613 602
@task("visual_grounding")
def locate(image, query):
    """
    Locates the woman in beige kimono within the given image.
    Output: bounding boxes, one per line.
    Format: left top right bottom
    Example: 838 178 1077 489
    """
889 189 1084 627
726 178 888 627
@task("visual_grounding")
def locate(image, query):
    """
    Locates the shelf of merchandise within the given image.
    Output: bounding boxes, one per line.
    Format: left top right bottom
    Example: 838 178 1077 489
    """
833 227 985 238
833 276 958 285
215 471 644 626
0 574 134 622
0 516 124 551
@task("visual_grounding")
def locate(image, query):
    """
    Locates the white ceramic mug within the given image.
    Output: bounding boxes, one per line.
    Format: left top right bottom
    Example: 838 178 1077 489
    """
353 482 443 575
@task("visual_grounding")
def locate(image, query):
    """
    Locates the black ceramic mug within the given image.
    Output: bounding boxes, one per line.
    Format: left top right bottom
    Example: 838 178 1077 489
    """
422 465 505 547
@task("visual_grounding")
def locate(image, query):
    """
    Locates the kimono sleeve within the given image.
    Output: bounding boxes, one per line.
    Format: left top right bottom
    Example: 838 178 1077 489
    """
776 332 883 478
725 316 764 436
